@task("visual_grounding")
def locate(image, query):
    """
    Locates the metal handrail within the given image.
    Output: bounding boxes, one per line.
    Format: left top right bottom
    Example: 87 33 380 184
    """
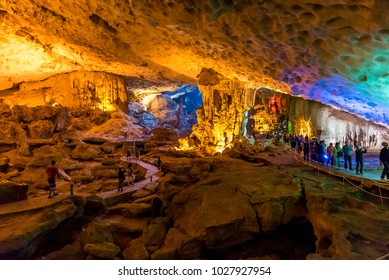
287 150 389 201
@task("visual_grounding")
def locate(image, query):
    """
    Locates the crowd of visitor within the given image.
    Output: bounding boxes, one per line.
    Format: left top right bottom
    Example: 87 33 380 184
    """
284 134 370 174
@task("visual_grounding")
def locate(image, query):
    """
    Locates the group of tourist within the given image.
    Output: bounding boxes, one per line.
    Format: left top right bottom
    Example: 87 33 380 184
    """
286 134 389 180
44 148 163 197
286 135 368 173
117 161 135 192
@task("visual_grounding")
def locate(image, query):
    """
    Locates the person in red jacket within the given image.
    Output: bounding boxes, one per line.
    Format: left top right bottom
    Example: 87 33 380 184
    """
46 160 60 198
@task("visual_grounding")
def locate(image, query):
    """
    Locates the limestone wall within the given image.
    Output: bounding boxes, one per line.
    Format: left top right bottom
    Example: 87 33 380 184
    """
4 71 128 112
191 69 389 152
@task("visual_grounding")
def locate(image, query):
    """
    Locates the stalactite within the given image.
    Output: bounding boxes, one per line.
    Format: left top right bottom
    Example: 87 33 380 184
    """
190 68 389 153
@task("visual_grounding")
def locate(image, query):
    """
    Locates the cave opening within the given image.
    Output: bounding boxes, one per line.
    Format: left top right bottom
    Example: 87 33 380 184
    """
128 84 202 137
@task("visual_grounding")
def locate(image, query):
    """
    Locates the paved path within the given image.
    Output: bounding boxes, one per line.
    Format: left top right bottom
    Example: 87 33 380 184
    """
291 151 389 193
0 159 161 216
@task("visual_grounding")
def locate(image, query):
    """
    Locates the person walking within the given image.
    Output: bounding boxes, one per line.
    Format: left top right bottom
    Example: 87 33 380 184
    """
342 140 353 170
355 143 367 174
46 160 60 198
379 142 389 180
118 168 126 192
126 148 131 161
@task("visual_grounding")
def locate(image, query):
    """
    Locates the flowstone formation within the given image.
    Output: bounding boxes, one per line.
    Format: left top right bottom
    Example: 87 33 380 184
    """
2 71 128 112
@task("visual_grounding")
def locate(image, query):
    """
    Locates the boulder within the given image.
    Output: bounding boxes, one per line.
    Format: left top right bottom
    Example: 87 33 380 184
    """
161 227 202 259
92 166 118 180
27 120 56 139
12 105 56 123
83 242 120 259
44 244 83 260
143 220 168 252
100 216 148 234
122 237 149 260
1 170 19 180
148 95 176 120
71 143 101 160
80 222 114 246
60 159 86 172
70 117 91 131
123 203 151 217
0 180 17 204
172 183 259 249
0 140 17 153
13 167 48 189
68 174 95 184
0 119 28 142
131 189 153 200
0 199 77 259
99 157 120 165
151 246 177 260
133 163 147 182
29 145 63 167
101 142 116 154
90 109 111 125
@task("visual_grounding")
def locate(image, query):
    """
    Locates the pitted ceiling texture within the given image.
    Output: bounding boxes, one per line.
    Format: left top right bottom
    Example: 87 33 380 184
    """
0 0 388 126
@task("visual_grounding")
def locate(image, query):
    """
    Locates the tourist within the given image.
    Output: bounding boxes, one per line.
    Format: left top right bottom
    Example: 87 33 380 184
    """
342 140 353 170
117 168 126 192
326 143 334 165
355 143 367 174
126 148 131 161
303 137 310 161
317 140 326 164
310 138 317 161
334 142 342 168
46 160 60 198
127 162 134 186
379 142 389 180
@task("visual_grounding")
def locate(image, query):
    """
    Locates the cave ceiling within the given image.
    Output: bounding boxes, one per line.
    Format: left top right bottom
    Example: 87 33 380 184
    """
0 0 388 126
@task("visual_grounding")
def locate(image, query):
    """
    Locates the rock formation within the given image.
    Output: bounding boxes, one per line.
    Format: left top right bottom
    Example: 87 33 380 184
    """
189 69 389 153
1 0 388 127
0 0 389 262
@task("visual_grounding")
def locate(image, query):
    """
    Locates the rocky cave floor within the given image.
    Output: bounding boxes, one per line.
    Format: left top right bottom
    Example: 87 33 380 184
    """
0 105 389 260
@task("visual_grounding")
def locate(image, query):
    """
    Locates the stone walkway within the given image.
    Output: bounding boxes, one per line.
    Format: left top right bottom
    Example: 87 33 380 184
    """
0 159 161 217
